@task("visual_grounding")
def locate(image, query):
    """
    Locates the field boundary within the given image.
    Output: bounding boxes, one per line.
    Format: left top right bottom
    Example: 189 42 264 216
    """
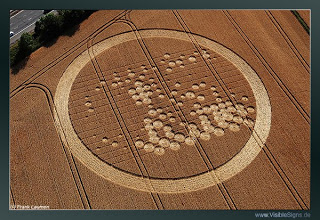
291 10 310 35
266 10 310 72
10 10 130 98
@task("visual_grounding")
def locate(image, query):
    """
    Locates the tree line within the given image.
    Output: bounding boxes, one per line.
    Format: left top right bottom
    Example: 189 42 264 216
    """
10 10 95 67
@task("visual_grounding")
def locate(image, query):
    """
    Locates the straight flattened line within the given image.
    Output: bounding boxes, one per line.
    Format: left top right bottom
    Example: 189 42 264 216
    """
173 10 244 210
25 84 91 209
69 154 93 209
87 41 146 176
9 187 16 208
262 144 309 209
29 106 66 208
10 109 37 206
265 10 310 72
224 10 309 210
122 19 216 172
97 18 230 209
69 75 251 110
224 10 310 124
94 28 168 209
68 64 242 106
88 46 216 74
10 10 130 97
87 34 162 209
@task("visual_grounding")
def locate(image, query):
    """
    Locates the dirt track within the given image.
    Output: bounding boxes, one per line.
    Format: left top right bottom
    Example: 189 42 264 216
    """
10 10 310 209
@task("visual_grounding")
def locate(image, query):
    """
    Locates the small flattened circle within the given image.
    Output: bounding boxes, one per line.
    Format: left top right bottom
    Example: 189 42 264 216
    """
169 141 180 151
154 147 165 156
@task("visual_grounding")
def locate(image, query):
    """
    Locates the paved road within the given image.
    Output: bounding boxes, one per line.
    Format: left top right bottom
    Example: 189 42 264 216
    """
10 10 44 44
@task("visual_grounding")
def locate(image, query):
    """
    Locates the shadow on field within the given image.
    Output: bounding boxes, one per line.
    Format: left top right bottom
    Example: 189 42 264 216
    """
63 24 80 37
42 23 80 48
10 23 80 74
10 58 28 75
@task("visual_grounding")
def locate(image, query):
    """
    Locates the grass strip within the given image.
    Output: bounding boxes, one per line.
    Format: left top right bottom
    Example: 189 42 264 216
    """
291 10 310 35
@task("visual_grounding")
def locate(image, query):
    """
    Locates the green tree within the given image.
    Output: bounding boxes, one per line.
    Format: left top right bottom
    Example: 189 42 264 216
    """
34 13 62 43
10 10 96 69
18 32 38 57
58 10 95 30
58 10 86 29
10 33 39 66
9 42 19 66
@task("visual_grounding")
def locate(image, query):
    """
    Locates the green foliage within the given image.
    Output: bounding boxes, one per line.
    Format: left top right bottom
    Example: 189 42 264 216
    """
10 33 39 66
58 10 86 29
34 13 62 43
10 10 95 69
291 10 310 35
9 42 19 66
18 32 39 57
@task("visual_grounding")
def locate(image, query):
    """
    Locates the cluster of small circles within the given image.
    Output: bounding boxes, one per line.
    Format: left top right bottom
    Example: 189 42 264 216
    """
125 67 186 155
124 69 184 155
189 97 255 136
211 85 251 105
140 64 149 73
210 85 225 103
132 98 254 156
111 72 132 87
162 49 212 73
142 109 233 154
127 68 136 78
101 137 118 147
180 90 206 102
128 80 153 106
162 53 191 72
187 122 217 140
135 137 181 156
210 86 248 104
142 105 230 154
111 58 254 156
139 112 184 155
192 82 206 90
186 49 212 63
148 107 176 123
84 95 94 113
177 81 208 102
